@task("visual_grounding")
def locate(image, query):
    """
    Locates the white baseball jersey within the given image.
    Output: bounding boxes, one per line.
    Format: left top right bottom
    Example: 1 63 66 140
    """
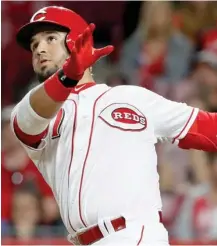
11 83 198 236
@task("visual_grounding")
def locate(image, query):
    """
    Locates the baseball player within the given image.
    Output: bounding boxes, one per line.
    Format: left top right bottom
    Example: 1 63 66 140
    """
11 6 216 245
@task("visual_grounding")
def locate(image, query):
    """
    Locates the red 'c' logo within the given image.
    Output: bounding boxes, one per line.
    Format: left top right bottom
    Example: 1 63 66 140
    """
30 9 46 22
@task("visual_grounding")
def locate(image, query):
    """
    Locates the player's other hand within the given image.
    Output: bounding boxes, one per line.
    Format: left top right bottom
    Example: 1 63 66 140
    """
63 23 114 81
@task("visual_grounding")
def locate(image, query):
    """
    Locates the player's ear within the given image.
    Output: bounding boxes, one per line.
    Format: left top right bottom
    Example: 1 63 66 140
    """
62 32 70 56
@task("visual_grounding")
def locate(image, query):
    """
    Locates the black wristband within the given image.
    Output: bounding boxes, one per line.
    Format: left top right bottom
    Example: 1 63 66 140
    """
57 69 78 88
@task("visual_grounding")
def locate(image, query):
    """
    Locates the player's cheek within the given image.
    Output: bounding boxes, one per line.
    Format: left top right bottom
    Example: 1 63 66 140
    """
32 55 38 68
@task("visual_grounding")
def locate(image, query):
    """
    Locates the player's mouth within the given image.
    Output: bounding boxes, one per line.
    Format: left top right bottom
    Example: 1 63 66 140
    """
40 59 50 64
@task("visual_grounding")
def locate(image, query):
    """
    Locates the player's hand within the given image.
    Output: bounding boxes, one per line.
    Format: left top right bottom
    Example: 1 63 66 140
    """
63 23 114 81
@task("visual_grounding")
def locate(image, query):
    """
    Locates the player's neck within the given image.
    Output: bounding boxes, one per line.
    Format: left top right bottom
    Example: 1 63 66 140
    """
77 68 95 86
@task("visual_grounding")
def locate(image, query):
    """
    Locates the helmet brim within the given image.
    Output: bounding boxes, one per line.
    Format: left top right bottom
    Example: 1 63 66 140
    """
16 21 69 51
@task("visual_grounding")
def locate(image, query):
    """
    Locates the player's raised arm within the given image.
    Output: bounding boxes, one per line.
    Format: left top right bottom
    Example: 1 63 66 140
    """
11 16 113 148
29 23 113 119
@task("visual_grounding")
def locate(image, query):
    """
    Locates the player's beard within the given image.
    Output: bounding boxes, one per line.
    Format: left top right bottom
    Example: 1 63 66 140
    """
37 65 59 83
36 53 69 83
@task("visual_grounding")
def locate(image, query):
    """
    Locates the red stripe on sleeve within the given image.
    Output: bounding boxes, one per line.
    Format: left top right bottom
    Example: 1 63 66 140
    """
178 110 217 152
172 108 195 143
13 115 48 147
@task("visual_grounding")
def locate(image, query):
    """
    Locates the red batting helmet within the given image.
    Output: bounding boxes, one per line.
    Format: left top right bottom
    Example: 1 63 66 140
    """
16 6 91 52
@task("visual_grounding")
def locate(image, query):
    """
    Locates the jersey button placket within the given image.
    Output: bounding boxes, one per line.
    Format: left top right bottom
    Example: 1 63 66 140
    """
77 96 92 227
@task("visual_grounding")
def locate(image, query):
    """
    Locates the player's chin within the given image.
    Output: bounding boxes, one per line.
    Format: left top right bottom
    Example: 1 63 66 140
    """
37 66 59 83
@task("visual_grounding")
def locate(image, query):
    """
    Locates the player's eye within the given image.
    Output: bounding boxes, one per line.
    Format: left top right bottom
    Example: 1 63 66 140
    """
31 42 38 52
47 35 57 43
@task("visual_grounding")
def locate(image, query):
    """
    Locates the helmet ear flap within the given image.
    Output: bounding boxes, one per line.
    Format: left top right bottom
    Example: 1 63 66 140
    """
65 33 75 53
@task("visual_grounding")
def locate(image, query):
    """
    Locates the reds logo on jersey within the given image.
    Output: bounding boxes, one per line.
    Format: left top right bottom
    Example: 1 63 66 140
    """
99 103 147 131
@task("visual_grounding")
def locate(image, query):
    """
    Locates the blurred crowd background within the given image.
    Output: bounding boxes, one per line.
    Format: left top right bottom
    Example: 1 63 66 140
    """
1 1 217 244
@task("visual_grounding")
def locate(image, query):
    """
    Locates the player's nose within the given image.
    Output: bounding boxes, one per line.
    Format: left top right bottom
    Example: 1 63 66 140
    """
36 40 48 56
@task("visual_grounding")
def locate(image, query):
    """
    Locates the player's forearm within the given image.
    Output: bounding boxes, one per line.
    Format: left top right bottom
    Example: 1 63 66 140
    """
30 72 72 119
11 71 73 147
178 110 217 152
30 84 63 119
